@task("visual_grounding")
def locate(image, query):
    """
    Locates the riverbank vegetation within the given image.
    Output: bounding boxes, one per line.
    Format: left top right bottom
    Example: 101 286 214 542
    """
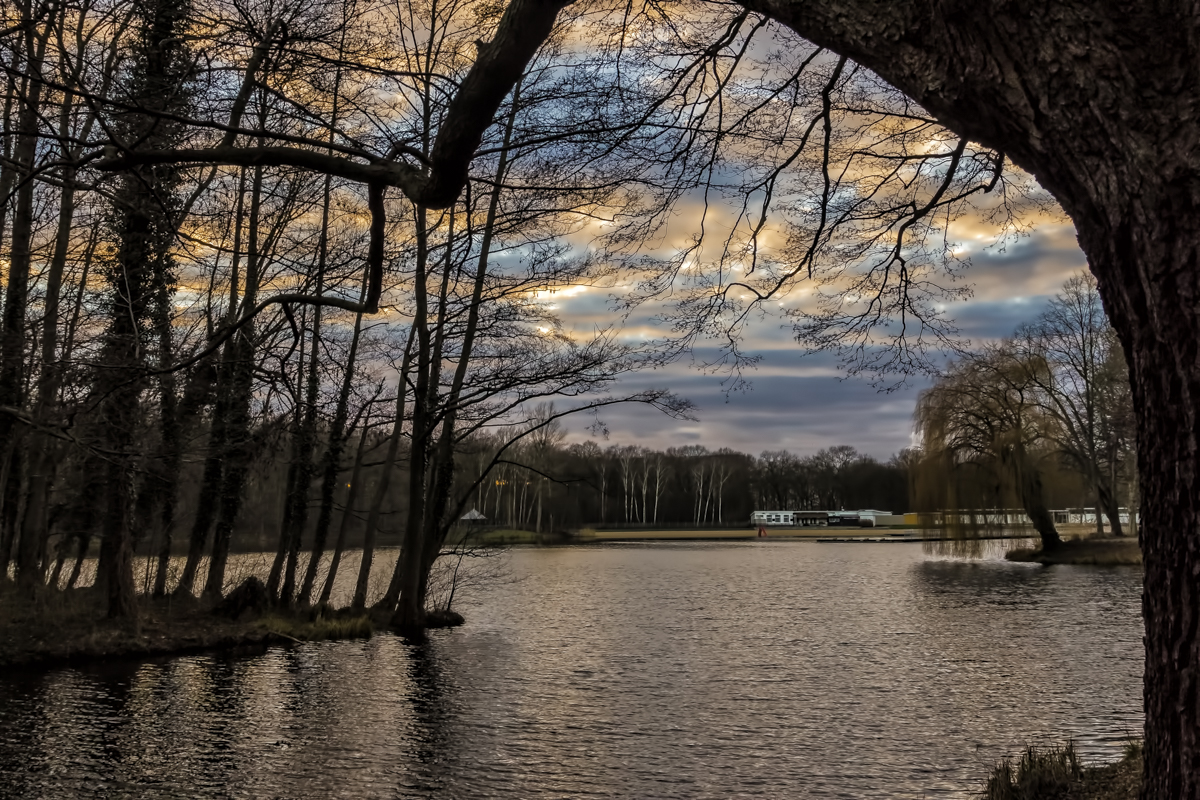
0 0 1057 635
981 742 1142 800
0 0 713 631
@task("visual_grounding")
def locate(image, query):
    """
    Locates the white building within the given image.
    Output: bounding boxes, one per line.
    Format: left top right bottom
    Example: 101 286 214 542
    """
750 509 901 527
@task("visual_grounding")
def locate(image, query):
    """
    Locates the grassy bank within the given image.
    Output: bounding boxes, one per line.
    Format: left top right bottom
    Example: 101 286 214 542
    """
1006 536 1141 566
0 584 373 672
450 528 545 545
982 742 1141 800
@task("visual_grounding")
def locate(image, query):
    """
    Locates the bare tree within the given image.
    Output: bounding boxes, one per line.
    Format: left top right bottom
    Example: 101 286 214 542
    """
915 345 1063 550
1016 274 1132 536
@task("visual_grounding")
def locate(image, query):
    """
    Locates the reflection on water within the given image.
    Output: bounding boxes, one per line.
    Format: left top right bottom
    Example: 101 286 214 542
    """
0 543 1143 798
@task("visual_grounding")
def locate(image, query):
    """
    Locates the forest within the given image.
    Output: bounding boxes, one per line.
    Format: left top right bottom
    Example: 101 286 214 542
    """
0 0 1025 627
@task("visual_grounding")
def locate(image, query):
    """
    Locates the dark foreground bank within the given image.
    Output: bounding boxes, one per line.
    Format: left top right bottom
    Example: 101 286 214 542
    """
0 581 375 671
982 743 1142 800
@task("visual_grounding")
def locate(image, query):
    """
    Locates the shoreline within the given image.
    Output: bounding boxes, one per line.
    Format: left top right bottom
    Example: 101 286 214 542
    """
1005 536 1141 566
0 585 374 673
4 531 1141 672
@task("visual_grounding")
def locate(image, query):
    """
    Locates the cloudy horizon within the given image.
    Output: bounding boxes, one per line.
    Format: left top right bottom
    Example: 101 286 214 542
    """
555 217 1090 460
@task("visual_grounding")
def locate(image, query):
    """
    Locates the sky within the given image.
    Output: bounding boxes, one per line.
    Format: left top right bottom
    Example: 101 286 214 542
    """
493 21 1096 462
551 215 1089 460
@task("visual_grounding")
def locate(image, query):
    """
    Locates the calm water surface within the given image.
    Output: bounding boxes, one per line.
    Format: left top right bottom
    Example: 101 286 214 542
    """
0 542 1143 798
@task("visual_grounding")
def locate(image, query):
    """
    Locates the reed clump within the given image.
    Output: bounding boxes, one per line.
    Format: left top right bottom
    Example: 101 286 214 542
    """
982 742 1142 800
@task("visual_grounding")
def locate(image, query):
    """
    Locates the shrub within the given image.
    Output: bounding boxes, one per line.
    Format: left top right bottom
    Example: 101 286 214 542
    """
982 743 1082 800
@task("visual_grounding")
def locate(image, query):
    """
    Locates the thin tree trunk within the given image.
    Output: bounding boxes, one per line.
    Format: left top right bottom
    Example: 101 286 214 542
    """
19 95 79 589
59 229 98 376
270 302 311 604
6 28 49 588
175 361 229 596
317 410 373 607
203 163 266 600
280 205 331 605
150 279 182 596
294 15 351 605
1101 460 1125 537
0 56 23 263
301 274 366 605
66 533 88 589
176 169 246 596
0 449 23 580
391 205 435 628
355 328 415 611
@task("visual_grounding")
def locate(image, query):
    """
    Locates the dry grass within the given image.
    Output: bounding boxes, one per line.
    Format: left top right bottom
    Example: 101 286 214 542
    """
981 742 1141 800
259 612 373 642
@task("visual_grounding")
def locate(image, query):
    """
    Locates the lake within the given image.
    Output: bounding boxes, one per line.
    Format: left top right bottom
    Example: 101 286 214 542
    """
0 541 1144 798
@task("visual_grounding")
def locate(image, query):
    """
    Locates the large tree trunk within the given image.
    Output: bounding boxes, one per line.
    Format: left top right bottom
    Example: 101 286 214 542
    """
1077 200 1200 800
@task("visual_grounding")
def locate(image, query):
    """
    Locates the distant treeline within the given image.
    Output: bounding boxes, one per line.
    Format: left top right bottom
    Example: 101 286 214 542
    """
149 435 917 554
192 431 912 544
414 437 912 531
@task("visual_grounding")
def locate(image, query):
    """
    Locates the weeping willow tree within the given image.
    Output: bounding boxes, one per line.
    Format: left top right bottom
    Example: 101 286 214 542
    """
914 344 1064 552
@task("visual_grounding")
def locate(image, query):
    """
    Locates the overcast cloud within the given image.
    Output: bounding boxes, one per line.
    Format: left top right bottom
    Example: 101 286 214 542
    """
552 218 1090 459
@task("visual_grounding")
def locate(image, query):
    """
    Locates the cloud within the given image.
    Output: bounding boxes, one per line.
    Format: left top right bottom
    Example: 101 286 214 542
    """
558 222 1088 459
565 349 927 458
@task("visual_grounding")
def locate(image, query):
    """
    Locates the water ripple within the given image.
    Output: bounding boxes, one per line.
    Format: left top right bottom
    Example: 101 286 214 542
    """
0 543 1142 798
